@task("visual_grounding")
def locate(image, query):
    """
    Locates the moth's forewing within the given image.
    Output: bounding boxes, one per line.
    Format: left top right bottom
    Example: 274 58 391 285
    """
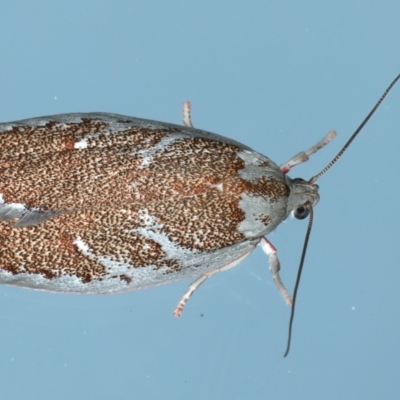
0 114 290 293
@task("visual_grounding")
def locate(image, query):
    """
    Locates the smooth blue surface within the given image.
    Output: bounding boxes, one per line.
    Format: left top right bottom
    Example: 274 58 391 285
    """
0 2 399 399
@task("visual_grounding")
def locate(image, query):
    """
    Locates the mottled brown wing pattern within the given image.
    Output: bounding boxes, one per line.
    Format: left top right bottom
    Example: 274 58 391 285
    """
0 113 289 294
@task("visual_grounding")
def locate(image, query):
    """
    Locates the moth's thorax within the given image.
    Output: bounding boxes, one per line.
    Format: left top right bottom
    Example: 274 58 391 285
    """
285 176 320 213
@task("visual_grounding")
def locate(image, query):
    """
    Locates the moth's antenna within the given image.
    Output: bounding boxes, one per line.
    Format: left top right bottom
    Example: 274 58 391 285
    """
310 74 400 184
284 203 314 357
283 74 400 356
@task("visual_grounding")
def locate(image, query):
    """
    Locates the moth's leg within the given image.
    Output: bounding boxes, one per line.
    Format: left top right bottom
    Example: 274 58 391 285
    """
280 130 336 174
182 101 193 127
173 245 256 317
260 237 292 305
173 274 209 317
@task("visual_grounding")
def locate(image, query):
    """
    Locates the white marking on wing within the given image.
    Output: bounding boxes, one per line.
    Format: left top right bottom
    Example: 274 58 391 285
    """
73 237 90 254
74 138 88 149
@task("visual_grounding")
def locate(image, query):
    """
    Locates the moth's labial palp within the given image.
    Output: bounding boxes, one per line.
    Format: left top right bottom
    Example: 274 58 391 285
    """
280 130 337 174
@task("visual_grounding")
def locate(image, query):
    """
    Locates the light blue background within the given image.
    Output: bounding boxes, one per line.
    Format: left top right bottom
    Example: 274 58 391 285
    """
0 2 399 399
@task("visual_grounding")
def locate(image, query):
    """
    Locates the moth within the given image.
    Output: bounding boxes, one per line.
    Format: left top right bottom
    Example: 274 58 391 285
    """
0 75 398 355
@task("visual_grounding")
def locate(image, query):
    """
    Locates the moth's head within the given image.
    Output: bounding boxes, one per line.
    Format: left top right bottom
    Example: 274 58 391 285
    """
286 177 320 221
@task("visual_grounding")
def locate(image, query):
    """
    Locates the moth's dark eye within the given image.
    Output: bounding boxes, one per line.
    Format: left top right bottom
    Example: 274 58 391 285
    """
294 205 309 220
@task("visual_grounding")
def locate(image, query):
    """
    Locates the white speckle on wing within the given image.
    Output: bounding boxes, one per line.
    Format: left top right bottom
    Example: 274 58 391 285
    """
140 156 152 167
137 209 157 226
12 203 26 211
74 138 88 149
73 237 90 254
211 183 223 191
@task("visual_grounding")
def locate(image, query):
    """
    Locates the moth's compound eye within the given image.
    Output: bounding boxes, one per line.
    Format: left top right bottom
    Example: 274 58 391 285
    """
294 205 310 220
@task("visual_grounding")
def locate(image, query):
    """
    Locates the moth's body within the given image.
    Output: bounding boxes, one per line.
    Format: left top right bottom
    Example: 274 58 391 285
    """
0 112 316 296
0 74 396 354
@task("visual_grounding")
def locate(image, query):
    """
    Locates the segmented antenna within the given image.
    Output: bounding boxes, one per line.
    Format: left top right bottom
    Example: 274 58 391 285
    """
310 74 400 184
284 74 400 357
